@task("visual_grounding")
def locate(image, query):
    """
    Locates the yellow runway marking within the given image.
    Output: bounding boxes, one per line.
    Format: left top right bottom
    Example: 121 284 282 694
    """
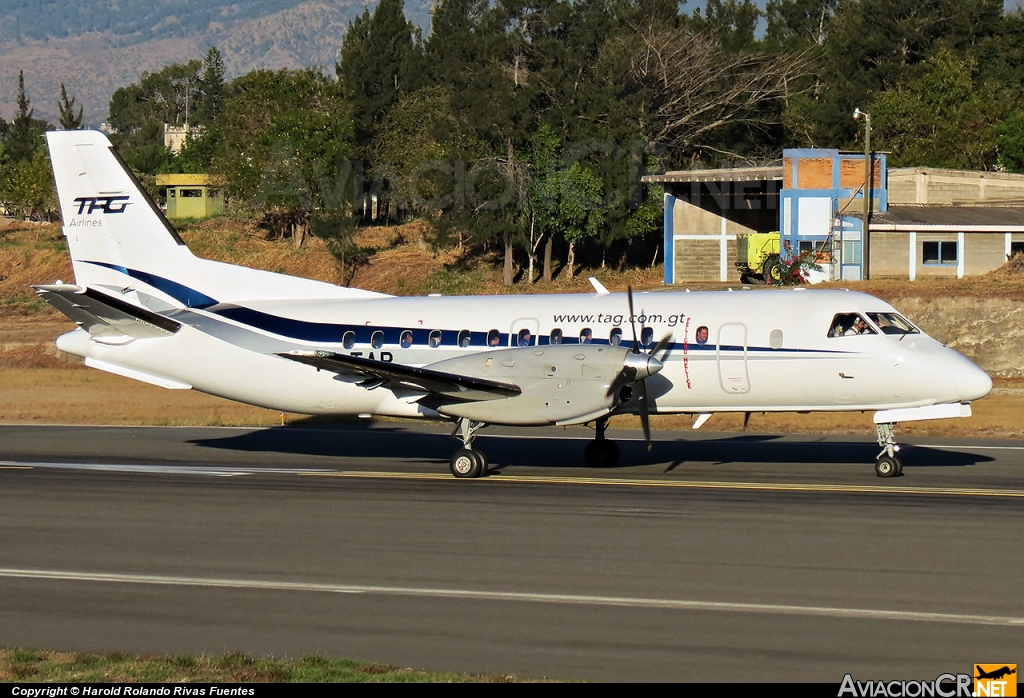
302 471 1024 498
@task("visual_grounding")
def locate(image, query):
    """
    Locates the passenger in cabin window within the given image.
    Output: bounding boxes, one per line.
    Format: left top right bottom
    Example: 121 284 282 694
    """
695 325 709 346
489 332 501 347
400 331 413 348
518 329 532 347
580 328 592 344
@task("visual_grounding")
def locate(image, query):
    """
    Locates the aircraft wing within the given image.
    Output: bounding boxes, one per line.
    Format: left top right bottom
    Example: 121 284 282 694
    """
34 284 181 339
277 350 522 402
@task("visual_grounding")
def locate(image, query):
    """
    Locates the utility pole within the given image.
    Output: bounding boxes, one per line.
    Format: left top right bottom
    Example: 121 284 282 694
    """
854 108 871 280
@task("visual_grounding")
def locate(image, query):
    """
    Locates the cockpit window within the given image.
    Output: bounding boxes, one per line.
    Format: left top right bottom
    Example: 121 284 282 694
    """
868 312 920 335
829 313 876 337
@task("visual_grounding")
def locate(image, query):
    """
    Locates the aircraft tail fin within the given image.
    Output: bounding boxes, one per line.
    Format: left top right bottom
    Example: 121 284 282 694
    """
45 130 386 307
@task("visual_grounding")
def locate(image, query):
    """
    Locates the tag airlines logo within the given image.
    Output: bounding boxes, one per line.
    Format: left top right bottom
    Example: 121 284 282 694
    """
73 196 130 214
975 665 1017 697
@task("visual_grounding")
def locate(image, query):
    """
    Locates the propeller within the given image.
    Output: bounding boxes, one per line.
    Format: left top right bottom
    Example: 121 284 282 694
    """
606 286 672 450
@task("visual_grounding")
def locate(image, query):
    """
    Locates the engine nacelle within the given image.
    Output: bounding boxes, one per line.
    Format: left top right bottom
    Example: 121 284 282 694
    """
429 344 632 425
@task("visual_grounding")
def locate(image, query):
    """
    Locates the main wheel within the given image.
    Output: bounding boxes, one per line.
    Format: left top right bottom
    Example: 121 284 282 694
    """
584 440 620 468
763 254 782 285
874 454 902 478
450 448 482 478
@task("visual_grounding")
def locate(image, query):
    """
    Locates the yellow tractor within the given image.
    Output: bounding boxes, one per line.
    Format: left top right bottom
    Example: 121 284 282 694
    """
736 231 782 285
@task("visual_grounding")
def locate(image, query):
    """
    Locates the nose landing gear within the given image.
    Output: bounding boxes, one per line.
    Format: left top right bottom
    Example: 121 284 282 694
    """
874 422 903 477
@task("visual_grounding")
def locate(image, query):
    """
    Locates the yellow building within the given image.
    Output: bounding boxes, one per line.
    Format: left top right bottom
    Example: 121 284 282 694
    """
156 174 225 219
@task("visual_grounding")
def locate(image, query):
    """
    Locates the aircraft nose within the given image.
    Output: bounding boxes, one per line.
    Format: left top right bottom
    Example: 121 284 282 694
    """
623 351 663 379
950 354 993 402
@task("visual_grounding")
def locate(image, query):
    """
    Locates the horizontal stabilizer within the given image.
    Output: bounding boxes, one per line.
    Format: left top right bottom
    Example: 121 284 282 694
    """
34 284 181 339
277 350 522 402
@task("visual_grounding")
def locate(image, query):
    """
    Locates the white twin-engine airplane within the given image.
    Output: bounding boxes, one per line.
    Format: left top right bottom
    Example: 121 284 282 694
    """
37 131 992 478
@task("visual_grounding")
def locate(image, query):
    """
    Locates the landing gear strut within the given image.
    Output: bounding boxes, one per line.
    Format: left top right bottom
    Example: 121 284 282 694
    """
874 422 903 478
449 418 488 478
584 417 620 468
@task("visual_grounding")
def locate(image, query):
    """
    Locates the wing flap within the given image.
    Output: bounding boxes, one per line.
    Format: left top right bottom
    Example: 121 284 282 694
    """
277 350 521 402
34 284 181 339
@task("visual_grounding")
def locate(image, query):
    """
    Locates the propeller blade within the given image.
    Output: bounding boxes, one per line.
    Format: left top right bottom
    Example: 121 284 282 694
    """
627 285 639 353
638 377 652 450
650 333 673 360
742 412 751 430
605 365 637 398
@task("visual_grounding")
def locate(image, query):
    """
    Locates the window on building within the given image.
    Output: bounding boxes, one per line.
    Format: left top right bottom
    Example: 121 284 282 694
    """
923 241 957 265
1011 241 1024 258
843 240 861 265
180 189 203 198
798 240 814 256
168 189 176 198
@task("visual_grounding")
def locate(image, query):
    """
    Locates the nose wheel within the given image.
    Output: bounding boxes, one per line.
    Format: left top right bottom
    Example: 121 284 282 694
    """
449 418 489 478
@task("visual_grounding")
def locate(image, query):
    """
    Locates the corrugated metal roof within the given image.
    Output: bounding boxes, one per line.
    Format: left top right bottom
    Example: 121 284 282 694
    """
870 205 1024 229
642 165 782 184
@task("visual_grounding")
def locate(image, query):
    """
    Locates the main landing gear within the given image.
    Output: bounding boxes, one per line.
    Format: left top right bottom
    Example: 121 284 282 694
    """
584 417 620 468
874 422 903 478
449 418 489 478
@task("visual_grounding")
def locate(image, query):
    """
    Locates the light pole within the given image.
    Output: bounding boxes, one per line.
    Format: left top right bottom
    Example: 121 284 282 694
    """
853 107 871 280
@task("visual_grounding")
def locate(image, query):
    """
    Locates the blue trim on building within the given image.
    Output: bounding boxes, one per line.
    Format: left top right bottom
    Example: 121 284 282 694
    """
663 191 675 285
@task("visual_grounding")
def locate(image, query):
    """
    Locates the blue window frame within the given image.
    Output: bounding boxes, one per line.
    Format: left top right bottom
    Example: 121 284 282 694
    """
923 241 957 265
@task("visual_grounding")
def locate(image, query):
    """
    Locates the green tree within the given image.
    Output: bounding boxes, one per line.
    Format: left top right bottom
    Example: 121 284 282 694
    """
196 46 226 127
337 0 423 148
0 146 56 219
870 49 1011 169
57 83 84 130
7 71 49 162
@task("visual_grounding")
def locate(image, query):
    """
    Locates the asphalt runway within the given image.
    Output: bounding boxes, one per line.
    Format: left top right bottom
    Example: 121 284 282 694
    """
1 423 1021 682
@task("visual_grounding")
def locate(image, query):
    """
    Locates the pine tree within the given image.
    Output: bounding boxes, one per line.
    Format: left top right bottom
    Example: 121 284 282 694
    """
198 46 226 126
8 70 38 162
57 83 84 130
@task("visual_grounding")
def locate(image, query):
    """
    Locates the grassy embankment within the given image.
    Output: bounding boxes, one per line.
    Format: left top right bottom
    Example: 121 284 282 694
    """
0 648 521 683
1 216 1021 437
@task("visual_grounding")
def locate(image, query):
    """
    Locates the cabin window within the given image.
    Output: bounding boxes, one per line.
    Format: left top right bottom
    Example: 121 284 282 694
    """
517 328 534 347
609 328 623 346
400 330 413 348
458 330 471 348
828 313 876 337
923 241 957 265
640 327 654 347
486 329 501 347
867 312 919 335
342 331 355 349
429 330 442 348
549 328 563 345
769 329 783 349
579 328 593 344
371 331 384 349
